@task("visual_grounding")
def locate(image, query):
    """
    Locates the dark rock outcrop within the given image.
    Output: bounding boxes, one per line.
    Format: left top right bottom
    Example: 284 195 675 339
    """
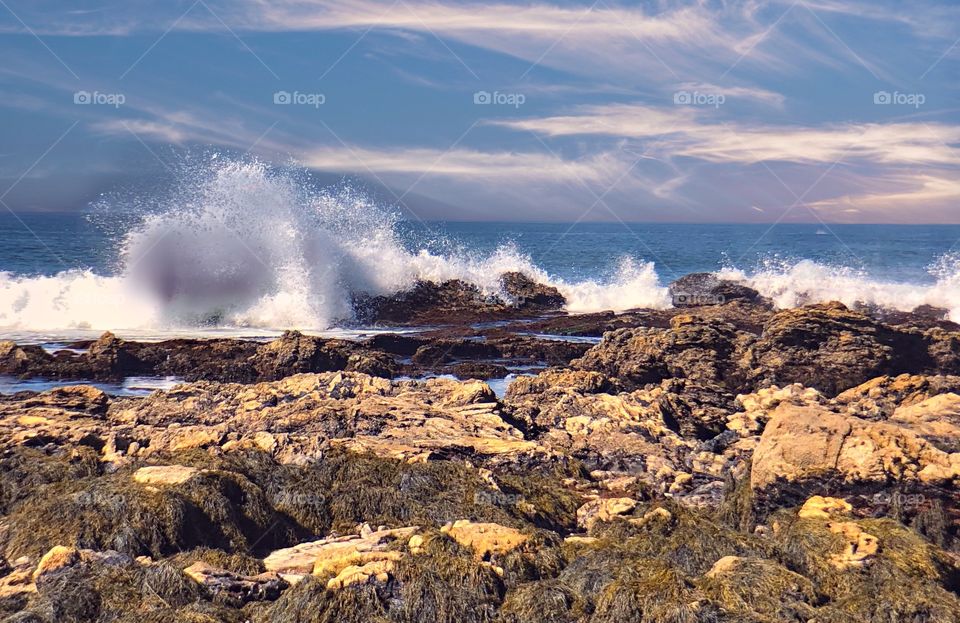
499 272 565 310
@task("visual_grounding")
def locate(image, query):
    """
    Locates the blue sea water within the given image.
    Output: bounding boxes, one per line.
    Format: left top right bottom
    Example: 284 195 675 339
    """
3 212 959 284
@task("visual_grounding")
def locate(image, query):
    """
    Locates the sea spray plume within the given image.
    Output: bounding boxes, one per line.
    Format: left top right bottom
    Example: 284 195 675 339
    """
0 156 673 334
121 157 357 328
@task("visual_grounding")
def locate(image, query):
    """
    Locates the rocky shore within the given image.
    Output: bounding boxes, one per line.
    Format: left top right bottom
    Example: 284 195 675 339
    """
1 274 959 622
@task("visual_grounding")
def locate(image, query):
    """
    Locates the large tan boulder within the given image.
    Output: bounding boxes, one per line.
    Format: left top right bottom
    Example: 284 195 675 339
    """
751 403 960 493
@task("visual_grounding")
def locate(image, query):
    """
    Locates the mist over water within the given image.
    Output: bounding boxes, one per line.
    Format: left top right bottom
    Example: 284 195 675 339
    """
0 156 959 339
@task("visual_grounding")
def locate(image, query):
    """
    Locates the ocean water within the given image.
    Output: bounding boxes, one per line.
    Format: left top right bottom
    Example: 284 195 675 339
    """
1 158 959 341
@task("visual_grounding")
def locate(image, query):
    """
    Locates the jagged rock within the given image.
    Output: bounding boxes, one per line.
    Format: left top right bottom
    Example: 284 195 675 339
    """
729 384 823 435
834 374 960 419
439 520 529 559
352 279 505 325
889 392 960 452
0 373 538 464
86 332 147 377
0 341 47 375
572 315 746 391
19 386 110 417
183 561 288 603
576 497 636 530
742 303 931 395
500 272 565 309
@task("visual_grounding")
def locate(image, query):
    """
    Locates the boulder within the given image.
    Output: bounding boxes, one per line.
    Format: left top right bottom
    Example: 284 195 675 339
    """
572 315 746 391
263 526 418 577
500 272 565 310
668 273 766 307
742 303 930 395
751 403 960 497
797 495 852 520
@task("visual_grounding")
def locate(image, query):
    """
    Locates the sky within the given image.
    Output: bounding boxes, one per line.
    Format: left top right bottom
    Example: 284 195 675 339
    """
0 0 958 223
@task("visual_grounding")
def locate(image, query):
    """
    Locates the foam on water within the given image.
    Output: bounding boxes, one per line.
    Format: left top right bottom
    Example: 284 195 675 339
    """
1 157 958 338
0 158 669 336
719 254 960 320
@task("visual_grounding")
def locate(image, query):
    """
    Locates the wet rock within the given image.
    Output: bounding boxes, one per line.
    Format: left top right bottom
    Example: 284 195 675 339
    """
352 279 503 325
450 362 510 380
499 272 565 310
86 332 148 377
668 272 767 307
0 342 49 376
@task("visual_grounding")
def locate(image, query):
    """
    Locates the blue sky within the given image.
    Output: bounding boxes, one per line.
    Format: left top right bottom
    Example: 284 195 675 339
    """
0 0 958 222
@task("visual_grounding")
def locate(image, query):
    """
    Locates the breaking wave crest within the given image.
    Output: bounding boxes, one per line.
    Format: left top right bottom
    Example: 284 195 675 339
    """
719 255 960 321
1 157 958 337
0 158 670 335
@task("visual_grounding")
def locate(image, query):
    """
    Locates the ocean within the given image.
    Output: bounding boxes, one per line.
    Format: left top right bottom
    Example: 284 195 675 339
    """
1 160 959 342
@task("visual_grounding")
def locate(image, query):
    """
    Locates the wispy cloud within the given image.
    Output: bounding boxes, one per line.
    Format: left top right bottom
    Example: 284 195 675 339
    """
492 103 960 166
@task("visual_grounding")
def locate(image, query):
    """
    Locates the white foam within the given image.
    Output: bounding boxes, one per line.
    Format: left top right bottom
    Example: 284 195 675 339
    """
0 158 669 337
719 255 960 320
2 157 955 338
